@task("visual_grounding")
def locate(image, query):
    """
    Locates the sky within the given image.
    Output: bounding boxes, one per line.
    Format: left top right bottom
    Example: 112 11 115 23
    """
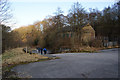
9 0 116 29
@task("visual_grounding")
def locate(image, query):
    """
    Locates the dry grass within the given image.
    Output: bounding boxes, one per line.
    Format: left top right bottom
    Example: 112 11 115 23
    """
2 48 59 78
70 46 101 53
2 48 48 66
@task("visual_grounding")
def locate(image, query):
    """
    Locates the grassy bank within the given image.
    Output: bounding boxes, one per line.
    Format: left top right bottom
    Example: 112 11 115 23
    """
58 46 101 53
2 48 51 78
58 46 119 53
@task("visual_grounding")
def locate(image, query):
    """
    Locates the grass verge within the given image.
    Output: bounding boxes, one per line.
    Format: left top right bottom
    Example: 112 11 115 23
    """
2 47 60 78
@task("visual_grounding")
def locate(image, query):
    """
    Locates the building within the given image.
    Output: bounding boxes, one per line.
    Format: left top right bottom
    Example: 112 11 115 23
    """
59 23 95 49
81 23 95 43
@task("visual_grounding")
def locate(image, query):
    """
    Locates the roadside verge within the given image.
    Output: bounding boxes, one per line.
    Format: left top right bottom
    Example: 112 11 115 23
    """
2 48 60 78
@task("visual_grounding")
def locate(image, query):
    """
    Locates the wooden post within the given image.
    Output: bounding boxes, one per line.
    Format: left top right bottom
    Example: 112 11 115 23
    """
26 46 27 53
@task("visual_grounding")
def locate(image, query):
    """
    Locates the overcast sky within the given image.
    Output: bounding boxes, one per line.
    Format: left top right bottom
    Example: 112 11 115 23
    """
9 0 116 29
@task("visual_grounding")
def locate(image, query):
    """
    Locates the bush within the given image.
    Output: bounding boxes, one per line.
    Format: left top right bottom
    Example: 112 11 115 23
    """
90 39 103 48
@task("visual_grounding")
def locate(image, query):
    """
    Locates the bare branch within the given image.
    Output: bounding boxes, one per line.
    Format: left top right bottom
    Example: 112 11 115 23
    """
0 0 12 24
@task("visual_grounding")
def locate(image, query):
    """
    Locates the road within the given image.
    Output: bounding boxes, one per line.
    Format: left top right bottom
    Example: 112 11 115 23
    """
12 48 119 78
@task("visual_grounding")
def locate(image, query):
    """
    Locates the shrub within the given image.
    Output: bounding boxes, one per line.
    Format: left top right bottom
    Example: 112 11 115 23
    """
90 39 103 48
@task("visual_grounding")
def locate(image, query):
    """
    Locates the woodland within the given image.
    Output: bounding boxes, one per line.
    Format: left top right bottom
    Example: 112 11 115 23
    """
1 1 120 53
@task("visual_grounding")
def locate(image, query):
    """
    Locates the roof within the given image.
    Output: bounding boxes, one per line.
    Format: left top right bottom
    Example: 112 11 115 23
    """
58 23 94 33
81 23 95 32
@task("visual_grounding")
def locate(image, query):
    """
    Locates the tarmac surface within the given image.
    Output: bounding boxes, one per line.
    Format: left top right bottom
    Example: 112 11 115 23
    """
12 48 119 78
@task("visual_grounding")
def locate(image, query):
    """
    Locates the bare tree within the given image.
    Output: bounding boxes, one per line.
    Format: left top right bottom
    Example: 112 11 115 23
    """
0 0 12 24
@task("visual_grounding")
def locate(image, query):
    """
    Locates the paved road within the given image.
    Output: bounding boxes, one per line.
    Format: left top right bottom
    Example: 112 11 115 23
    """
12 48 119 78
